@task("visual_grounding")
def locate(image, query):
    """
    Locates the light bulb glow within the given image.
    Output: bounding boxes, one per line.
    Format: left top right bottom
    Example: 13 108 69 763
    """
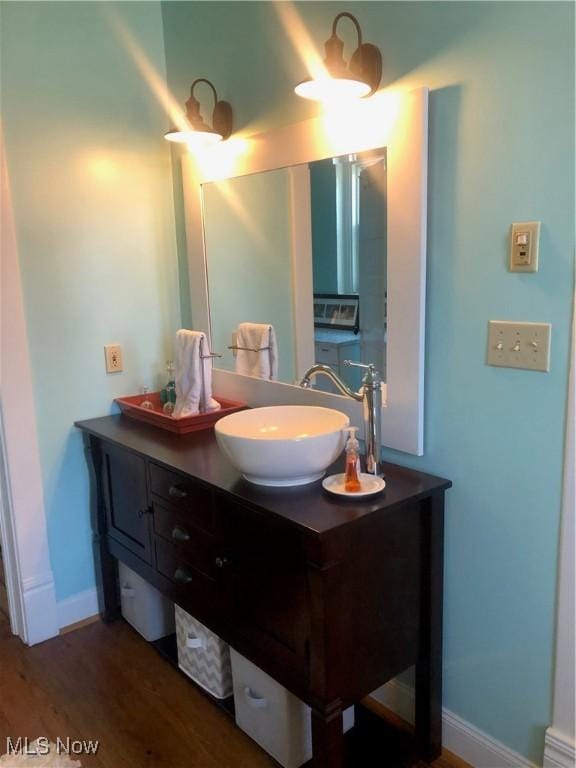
295 77 371 102
191 136 250 181
164 129 223 147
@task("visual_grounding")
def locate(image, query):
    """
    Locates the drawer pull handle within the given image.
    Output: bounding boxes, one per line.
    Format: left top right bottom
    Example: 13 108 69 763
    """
186 634 205 650
214 557 228 569
138 507 151 518
171 526 190 542
169 485 188 499
121 586 136 599
244 687 267 709
174 567 193 584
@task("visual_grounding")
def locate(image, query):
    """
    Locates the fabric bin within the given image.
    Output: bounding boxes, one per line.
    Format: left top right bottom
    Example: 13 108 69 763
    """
118 562 175 642
175 606 233 699
230 649 354 768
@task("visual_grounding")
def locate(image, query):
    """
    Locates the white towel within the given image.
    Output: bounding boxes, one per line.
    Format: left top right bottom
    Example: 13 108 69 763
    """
234 323 278 380
173 330 220 417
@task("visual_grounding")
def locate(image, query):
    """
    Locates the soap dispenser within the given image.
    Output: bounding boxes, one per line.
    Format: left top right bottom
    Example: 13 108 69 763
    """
344 426 361 492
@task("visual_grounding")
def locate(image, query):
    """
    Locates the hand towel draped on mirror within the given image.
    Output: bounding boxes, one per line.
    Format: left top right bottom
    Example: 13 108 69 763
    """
234 323 278 381
174 329 221 417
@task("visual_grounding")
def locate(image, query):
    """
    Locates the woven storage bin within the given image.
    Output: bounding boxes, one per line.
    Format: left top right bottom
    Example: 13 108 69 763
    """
175 606 233 699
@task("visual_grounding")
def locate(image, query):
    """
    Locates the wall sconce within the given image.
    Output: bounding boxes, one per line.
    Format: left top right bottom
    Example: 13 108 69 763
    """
295 12 382 102
165 78 233 145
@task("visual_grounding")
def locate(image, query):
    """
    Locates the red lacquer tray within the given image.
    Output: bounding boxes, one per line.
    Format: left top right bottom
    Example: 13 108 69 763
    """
115 391 246 434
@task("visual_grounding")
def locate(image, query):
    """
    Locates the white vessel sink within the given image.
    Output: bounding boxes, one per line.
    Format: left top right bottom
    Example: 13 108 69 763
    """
214 405 349 486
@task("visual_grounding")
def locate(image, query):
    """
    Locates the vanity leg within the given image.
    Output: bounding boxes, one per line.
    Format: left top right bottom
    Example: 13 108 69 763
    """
85 435 120 622
311 705 345 768
415 493 444 760
97 533 120 623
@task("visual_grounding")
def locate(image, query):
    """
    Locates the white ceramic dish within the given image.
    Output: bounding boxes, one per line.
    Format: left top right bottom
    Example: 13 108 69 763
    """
214 405 349 486
322 473 386 499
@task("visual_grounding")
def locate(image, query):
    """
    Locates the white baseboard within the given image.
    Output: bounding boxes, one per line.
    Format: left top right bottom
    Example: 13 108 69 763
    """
56 587 100 629
21 572 59 645
370 679 538 768
543 728 576 768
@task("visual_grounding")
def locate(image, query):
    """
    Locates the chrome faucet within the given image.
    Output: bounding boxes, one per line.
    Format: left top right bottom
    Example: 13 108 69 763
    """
299 361 384 477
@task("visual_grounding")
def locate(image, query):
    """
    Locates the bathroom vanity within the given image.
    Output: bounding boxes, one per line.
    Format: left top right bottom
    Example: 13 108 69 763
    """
77 414 451 767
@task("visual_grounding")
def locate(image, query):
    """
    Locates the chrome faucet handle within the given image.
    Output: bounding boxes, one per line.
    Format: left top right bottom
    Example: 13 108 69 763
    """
344 360 375 370
343 360 382 386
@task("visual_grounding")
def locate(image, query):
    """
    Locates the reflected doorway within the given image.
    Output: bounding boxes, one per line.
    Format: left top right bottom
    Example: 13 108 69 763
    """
310 150 387 394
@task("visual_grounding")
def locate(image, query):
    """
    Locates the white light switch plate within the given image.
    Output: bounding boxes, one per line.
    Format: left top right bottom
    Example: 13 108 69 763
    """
487 321 551 372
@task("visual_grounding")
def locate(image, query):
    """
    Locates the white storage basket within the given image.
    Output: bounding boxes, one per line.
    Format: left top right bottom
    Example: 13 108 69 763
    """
175 606 233 699
118 562 175 642
230 649 354 768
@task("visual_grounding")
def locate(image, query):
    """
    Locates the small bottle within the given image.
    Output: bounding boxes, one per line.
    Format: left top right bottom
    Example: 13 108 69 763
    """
140 386 154 410
344 426 362 492
160 361 176 407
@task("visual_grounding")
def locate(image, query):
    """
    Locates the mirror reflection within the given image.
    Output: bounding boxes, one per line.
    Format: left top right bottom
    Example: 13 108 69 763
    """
202 148 387 390
202 169 295 383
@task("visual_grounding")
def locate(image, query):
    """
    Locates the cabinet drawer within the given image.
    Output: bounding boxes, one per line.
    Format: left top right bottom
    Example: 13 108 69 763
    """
314 341 338 365
153 502 216 579
149 463 213 533
155 538 218 618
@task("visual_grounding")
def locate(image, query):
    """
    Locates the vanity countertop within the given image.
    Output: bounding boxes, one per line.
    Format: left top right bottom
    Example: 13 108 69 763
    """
76 415 451 537
314 328 360 345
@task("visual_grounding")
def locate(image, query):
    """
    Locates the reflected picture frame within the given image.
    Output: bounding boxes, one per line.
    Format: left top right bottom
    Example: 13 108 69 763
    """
314 293 359 332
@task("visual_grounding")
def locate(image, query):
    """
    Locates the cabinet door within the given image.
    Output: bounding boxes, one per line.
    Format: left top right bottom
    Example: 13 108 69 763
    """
219 498 310 686
314 341 338 365
102 443 152 563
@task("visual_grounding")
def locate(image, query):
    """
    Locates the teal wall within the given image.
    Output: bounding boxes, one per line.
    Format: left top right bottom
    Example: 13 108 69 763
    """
161 1 575 762
310 158 338 294
1 2 180 601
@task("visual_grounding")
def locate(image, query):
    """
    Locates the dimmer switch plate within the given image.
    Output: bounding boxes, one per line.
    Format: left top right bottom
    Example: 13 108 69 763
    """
487 321 551 371
509 221 540 272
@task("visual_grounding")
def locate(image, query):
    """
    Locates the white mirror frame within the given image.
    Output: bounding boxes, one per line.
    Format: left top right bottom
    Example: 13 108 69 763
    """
181 87 428 455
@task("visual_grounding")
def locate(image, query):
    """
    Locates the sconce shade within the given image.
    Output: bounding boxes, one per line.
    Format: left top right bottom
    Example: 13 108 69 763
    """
165 78 233 145
295 13 382 102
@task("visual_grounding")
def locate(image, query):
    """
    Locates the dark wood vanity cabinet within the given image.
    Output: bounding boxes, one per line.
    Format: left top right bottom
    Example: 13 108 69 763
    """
78 415 451 768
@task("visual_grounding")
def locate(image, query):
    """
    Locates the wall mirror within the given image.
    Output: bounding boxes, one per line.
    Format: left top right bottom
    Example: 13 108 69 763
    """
202 148 387 394
182 88 427 454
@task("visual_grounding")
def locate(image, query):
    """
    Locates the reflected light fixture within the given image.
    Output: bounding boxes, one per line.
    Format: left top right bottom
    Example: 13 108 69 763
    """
295 12 382 102
165 78 233 145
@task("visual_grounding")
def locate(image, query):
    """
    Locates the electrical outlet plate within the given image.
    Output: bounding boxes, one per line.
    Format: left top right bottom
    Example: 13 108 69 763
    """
104 344 123 373
487 321 551 372
509 221 540 272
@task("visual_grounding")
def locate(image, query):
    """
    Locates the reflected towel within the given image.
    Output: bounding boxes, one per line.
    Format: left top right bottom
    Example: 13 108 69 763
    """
234 323 278 381
174 330 220 417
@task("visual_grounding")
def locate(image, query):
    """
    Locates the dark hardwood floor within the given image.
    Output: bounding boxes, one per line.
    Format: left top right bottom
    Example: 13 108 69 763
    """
0 613 456 768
